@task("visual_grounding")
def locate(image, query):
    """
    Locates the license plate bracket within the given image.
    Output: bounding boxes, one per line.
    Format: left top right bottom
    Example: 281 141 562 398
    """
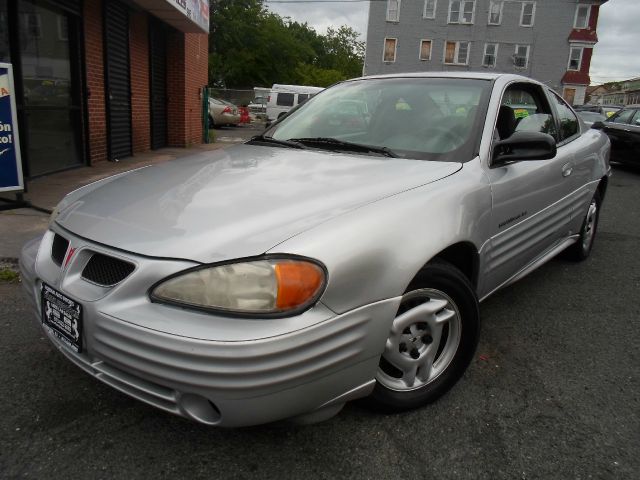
41 283 83 353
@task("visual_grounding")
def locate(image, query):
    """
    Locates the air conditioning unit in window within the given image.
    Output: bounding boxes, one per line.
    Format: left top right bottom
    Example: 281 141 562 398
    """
513 57 526 68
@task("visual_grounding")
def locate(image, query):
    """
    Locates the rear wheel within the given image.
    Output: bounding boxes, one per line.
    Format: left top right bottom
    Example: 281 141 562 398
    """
370 261 480 411
565 191 601 261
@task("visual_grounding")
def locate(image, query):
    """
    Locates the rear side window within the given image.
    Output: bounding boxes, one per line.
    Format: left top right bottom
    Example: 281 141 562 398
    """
551 93 579 141
298 94 310 104
610 109 635 125
276 93 294 107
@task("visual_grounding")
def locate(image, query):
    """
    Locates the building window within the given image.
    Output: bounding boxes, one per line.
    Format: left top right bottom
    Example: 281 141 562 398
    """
483 43 498 67
383 38 397 62
423 0 437 19
387 0 401 22
574 4 590 29
488 1 503 25
448 1 475 24
21 12 42 38
444 41 470 65
514 45 530 68
520 2 535 27
419 40 432 60
568 47 583 71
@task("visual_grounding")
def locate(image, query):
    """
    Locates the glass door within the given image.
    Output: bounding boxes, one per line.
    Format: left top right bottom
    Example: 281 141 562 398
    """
18 0 83 176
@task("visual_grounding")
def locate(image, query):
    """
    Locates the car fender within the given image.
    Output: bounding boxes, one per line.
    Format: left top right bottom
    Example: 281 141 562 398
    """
269 158 492 315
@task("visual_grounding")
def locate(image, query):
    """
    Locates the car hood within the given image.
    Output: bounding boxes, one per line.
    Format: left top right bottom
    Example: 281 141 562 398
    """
55 145 461 263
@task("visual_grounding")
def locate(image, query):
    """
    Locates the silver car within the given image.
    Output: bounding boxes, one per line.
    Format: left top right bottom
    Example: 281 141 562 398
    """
20 73 610 427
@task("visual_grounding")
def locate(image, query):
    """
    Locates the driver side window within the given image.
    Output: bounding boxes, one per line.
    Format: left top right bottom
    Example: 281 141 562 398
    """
496 84 557 141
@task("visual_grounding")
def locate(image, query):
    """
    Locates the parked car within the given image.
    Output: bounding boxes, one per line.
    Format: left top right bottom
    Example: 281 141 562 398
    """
21 72 610 427
208 97 241 127
577 110 607 127
247 95 267 115
575 104 622 118
266 84 324 121
592 105 640 164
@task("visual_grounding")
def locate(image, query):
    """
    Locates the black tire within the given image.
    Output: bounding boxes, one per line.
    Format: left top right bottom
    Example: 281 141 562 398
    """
369 260 480 411
564 191 601 261
208 115 216 129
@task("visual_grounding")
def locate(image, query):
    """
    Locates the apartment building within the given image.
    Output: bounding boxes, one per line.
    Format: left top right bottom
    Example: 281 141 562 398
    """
364 0 608 105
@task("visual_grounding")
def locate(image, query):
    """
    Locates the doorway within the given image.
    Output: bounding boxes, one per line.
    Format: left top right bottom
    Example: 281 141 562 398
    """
2 0 85 177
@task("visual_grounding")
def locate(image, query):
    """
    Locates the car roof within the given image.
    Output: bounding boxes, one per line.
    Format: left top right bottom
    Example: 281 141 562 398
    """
353 71 529 82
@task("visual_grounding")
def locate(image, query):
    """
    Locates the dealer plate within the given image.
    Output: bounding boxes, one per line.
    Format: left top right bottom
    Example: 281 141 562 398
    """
41 283 83 353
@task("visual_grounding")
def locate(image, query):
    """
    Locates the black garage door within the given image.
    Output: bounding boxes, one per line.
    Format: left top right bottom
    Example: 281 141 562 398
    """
104 0 132 160
149 17 167 150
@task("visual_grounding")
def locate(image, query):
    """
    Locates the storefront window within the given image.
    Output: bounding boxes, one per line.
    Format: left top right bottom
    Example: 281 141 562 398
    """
0 0 9 62
19 0 81 176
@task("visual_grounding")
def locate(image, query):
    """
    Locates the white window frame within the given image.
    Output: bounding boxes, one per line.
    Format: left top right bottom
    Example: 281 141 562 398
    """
423 0 437 19
57 14 68 41
574 4 591 29
483 43 499 67
386 0 401 22
488 1 503 25
519 2 536 27
448 0 475 24
514 44 530 68
443 41 471 65
419 39 433 60
568 46 583 71
383 37 398 63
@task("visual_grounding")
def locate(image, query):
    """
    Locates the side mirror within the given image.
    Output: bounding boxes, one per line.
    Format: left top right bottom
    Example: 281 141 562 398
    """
591 121 605 130
492 131 557 166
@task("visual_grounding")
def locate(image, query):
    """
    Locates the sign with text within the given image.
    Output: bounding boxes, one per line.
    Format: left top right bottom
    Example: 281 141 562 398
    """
166 0 209 33
0 63 24 193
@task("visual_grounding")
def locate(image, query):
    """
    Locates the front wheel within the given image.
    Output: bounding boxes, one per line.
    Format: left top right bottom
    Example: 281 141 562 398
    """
370 261 480 411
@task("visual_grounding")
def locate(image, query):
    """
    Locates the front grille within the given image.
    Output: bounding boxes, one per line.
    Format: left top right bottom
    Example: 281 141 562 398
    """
51 234 69 266
81 253 135 287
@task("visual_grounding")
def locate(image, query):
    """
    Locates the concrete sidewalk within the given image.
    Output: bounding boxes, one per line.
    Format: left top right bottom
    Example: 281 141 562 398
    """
0 143 225 261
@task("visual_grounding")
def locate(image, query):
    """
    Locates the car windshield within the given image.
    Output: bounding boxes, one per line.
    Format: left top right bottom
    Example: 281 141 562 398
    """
267 77 492 161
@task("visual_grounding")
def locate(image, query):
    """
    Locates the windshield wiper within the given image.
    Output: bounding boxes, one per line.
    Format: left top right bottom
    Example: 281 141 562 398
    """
247 135 305 150
288 137 398 158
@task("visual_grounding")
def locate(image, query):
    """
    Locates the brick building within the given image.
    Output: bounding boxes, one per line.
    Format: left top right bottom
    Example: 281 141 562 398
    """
0 0 209 178
365 0 607 106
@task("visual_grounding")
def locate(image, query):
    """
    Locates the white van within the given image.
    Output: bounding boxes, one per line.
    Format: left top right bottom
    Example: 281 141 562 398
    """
266 84 324 121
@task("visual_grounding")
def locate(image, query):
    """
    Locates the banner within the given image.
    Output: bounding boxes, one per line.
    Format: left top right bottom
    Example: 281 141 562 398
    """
0 63 24 193
166 0 209 33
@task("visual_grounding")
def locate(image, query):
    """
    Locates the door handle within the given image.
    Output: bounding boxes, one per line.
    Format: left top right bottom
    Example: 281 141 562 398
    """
562 162 574 177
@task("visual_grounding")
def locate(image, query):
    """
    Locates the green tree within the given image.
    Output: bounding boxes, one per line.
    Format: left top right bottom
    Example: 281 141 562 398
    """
208 0 365 88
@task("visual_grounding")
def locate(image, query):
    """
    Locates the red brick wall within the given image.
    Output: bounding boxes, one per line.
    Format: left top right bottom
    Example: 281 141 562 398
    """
167 31 208 147
83 0 107 164
129 13 150 153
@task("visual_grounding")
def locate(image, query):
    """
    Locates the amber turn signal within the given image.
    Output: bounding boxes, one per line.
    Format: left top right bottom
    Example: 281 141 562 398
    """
274 261 325 310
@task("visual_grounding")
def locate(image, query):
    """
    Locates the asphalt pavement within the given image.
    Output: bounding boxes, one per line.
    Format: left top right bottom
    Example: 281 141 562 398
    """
1 164 638 480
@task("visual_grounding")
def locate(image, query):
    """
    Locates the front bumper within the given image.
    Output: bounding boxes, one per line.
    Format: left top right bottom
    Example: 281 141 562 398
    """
20 228 400 427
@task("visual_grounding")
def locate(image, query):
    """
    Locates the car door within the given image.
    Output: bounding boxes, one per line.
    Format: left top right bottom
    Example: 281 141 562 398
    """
602 108 636 161
483 83 575 294
627 109 640 162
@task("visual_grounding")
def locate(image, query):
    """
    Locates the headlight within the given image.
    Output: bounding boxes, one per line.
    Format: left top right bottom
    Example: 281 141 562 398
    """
150 257 326 316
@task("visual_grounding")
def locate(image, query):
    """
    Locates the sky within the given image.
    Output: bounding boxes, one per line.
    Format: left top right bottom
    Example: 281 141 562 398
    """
266 0 640 85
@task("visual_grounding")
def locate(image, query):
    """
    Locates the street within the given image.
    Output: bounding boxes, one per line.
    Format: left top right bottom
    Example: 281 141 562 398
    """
1 164 639 480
